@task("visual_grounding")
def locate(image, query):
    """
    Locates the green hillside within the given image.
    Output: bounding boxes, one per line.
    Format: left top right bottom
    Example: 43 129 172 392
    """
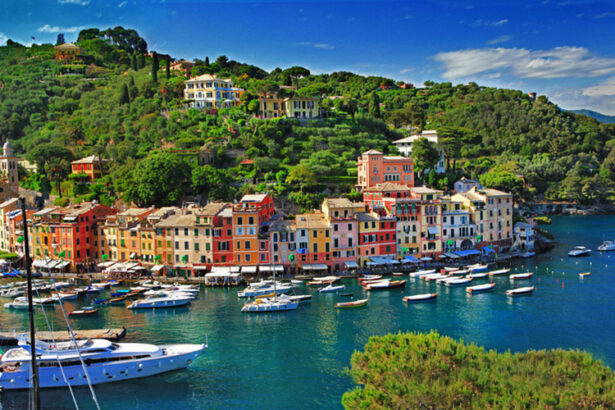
1 27 615 209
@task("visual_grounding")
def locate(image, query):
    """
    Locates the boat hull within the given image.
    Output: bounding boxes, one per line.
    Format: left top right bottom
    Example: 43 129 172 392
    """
403 293 437 303
128 299 191 309
0 344 206 390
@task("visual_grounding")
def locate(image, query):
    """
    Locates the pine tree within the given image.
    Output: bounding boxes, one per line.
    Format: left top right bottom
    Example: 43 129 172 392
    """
152 52 159 82
205 56 210 66
166 58 170 79
56 33 65 46
128 76 138 99
368 91 381 118
119 83 130 105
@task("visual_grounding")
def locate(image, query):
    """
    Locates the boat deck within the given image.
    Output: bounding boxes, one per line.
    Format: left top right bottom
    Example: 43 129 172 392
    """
0 328 126 346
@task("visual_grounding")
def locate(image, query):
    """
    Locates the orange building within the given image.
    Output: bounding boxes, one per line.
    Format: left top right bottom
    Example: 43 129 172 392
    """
71 156 110 181
54 43 84 63
356 149 414 191
232 194 274 269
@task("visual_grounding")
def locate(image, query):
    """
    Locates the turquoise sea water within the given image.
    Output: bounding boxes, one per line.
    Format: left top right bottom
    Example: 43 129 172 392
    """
1 215 615 409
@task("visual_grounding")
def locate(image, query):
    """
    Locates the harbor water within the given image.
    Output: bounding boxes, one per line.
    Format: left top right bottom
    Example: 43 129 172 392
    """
1 215 615 409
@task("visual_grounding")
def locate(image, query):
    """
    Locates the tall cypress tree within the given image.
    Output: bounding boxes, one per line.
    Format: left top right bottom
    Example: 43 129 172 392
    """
131 54 138 71
119 83 130 105
152 52 159 82
138 53 145 69
166 58 171 79
368 91 381 118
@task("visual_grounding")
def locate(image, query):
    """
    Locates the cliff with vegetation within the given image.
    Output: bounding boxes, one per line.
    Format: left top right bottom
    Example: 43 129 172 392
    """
343 331 615 408
1 27 615 210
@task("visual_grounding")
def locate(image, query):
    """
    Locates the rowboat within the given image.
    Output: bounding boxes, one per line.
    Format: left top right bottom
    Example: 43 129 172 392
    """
288 295 312 304
410 269 435 278
506 286 534 297
318 284 345 293
444 277 473 287
448 269 470 275
107 296 128 305
466 263 488 272
510 272 533 280
93 298 108 305
466 283 496 294
403 293 437 303
364 280 406 290
358 275 382 283
467 272 487 279
441 267 460 273
579 272 591 278
290 280 304 285
488 268 511 276
391 272 404 277
69 306 98 317
334 298 368 309
423 274 449 282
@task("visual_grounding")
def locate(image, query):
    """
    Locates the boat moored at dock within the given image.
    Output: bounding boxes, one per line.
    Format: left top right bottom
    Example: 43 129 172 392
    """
506 286 534 297
403 293 438 303
334 298 368 309
466 283 496 294
568 246 591 257
510 272 533 280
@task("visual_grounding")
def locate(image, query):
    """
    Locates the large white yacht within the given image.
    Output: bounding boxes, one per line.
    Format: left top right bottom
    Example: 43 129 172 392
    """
127 294 192 309
0 334 206 390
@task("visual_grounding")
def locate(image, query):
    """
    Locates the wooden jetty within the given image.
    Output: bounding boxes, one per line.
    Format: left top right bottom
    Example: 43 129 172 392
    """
0 327 126 346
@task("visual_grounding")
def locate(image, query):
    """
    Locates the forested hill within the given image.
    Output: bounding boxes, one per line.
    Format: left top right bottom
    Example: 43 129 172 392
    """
1 27 615 210
572 109 615 124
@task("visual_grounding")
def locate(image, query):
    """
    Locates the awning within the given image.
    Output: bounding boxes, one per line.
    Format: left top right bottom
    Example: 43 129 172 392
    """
97 261 116 268
124 262 140 271
344 261 359 268
482 247 495 255
427 227 439 235
302 264 328 271
151 265 165 272
54 260 70 269
367 257 386 266
129 252 137 259
32 259 47 268
193 265 210 271
443 252 460 259
230 266 241 273
454 249 481 257
385 258 400 265
260 265 284 272
401 255 419 264
420 257 433 262
241 266 258 274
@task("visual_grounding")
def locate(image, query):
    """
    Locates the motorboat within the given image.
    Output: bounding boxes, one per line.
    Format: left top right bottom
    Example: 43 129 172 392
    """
506 286 534 297
4 297 30 310
287 295 312 304
488 268 511 276
238 283 292 298
240 296 299 313
290 280 304 285
410 269 435 278
403 293 437 303
334 298 368 309
128 294 192 309
579 272 591 278
391 272 404 277
520 251 536 258
510 272 533 280
0 334 206 389
318 284 345 293
364 280 406 290
0 287 25 298
466 283 496 294
444 277 473 287
598 241 615 252
56 291 78 301
69 307 99 317
466 264 488 273
568 246 591 257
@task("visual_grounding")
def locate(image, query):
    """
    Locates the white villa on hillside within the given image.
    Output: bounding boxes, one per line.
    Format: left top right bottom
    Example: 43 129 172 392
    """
184 74 244 109
392 130 446 174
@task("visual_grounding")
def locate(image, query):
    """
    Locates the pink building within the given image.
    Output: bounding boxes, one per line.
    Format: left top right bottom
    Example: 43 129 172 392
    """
321 198 364 272
356 149 414 191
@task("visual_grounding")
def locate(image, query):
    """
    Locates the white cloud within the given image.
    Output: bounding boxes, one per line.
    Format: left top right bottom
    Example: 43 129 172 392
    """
595 12 615 19
297 41 335 50
37 24 85 33
58 0 90 5
582 77 615 96
487 35 512 45
0 33 8 46
434 46 615 79
118 1 127 7
472 18 508 27
400 68 413 74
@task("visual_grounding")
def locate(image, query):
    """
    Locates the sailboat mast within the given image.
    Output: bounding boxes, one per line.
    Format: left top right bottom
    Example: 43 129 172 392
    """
21 198 40 409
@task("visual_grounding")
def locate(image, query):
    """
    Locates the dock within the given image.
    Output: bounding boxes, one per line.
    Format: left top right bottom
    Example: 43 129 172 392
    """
0 327 126 346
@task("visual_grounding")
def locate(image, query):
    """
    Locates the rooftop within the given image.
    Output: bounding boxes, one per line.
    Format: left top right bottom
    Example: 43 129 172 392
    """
198 202 229 217
296 212 329 229
323 197 355 209
118 208 152 217
362 149 383 155
71 155 109 165
410 186 444 195
240 194 268 203
155 213 195 228
364 183 411 192
0 198 19 208
187 73 231 82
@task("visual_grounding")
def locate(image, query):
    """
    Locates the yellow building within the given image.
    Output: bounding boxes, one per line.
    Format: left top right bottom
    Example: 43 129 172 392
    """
451 187 513 250
258 95 321 119
295 211 331 272
184 74 244 109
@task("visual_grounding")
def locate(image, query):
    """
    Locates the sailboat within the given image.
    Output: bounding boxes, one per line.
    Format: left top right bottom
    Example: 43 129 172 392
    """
241 244 298 313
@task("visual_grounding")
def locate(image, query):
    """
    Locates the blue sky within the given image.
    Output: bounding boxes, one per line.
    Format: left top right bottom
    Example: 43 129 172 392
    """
2 0 615 114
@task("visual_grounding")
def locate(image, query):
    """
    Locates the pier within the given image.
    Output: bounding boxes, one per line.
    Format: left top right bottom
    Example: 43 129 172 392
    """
0 327 126 346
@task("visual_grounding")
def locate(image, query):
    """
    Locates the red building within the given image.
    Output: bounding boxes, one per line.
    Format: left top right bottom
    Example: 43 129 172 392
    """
232 194 275 267
356 149 414 191
357 211 397 267
212 206 234 266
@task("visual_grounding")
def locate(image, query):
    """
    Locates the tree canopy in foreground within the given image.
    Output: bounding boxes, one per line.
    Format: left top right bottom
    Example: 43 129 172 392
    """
343 331 615 409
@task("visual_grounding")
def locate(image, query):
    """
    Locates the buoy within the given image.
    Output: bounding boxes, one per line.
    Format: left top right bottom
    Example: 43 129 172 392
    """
556 278 559 283
562 282 565 288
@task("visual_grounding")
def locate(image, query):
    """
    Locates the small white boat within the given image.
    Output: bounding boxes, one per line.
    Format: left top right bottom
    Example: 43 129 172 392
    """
391 272 404 277
288 294 312 303
579 272 591 278
241 296 299 313
403 293 437 303
568 246 591 257
598 241 615 252
334 298 368 309
290 280 304 285
410 269 436 278
506 286 534 297
0 287 25 298
238 284 292 298
510 272 533 280
466 264 488 272
364 280 406 290
424 274 450 282
488 268 511 276
4 297 30 310
467 272 487 279
55 291 78 301
441 266 460 273
520 251 536 258
128 294 192 309
467 283 496 294
318 284 345 293
444 277 473 287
